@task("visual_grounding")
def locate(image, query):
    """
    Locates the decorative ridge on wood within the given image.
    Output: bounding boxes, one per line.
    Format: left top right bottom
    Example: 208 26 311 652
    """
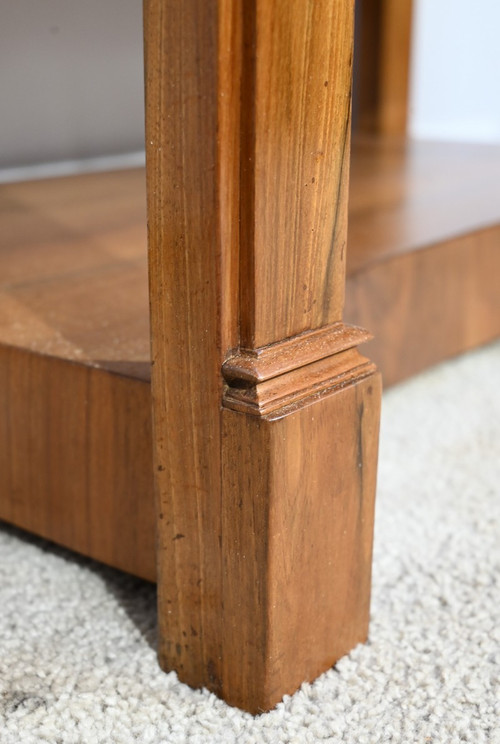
222 322 372 384
223 348 376 419
222 323 376 419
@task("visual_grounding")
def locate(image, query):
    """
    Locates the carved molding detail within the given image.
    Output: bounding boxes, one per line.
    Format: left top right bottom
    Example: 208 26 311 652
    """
222 323 377 419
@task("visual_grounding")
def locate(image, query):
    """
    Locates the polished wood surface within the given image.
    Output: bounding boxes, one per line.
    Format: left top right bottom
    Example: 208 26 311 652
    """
1 0 496 713
221 370 381 710
353 0 413 136
0 347 155 580
346 224 500 386
348 137 500 272
2 136 499 379
144 0 381 712
1 133 500 583
222 328 375 418
345 137 500 384
0 170 154 579
222 323 371 384
238 0 353 347
0 170 149 378
144 0 226 696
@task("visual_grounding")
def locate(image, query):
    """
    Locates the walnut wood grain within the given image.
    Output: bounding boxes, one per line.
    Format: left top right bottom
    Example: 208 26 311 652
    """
145 0 382 712
223 347 376 418
376 0 413 135
239 0 354 347
222 322 371 384
144 0 225 694
1 134 499 590
344 136 500 384
2 44 498 712
353 0 413 136
348 136 500 273
0 170 149 379
0 170 154 579
0 345 155 580
345 224 500 386
2 138 499 381
221 369 381 712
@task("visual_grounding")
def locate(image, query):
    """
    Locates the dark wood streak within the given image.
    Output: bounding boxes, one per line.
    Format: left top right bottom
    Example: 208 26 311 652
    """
238 1 257 347
322 105 352 321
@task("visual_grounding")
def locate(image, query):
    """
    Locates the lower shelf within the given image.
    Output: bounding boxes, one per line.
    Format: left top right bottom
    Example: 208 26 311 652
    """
0 344 155 579
345 137 500 385
1 137 499 578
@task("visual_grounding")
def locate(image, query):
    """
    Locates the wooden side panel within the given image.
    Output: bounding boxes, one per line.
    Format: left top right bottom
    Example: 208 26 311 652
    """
0 346 155 580
240 0 354 347
345 225 500 386
144 0 225 691
221 371 381 713
87 368 155 580
0 349 88 548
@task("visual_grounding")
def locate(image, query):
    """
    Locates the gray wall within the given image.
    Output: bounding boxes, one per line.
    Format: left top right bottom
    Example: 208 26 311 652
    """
0 0 145 169
2 0 499 173
410 0 500 143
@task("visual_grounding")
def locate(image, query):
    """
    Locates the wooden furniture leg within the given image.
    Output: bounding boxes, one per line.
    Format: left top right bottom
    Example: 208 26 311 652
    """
353 0 413 135
144 0 381 713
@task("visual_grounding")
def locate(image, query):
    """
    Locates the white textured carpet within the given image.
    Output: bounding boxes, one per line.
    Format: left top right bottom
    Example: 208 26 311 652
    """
1 342 499 743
